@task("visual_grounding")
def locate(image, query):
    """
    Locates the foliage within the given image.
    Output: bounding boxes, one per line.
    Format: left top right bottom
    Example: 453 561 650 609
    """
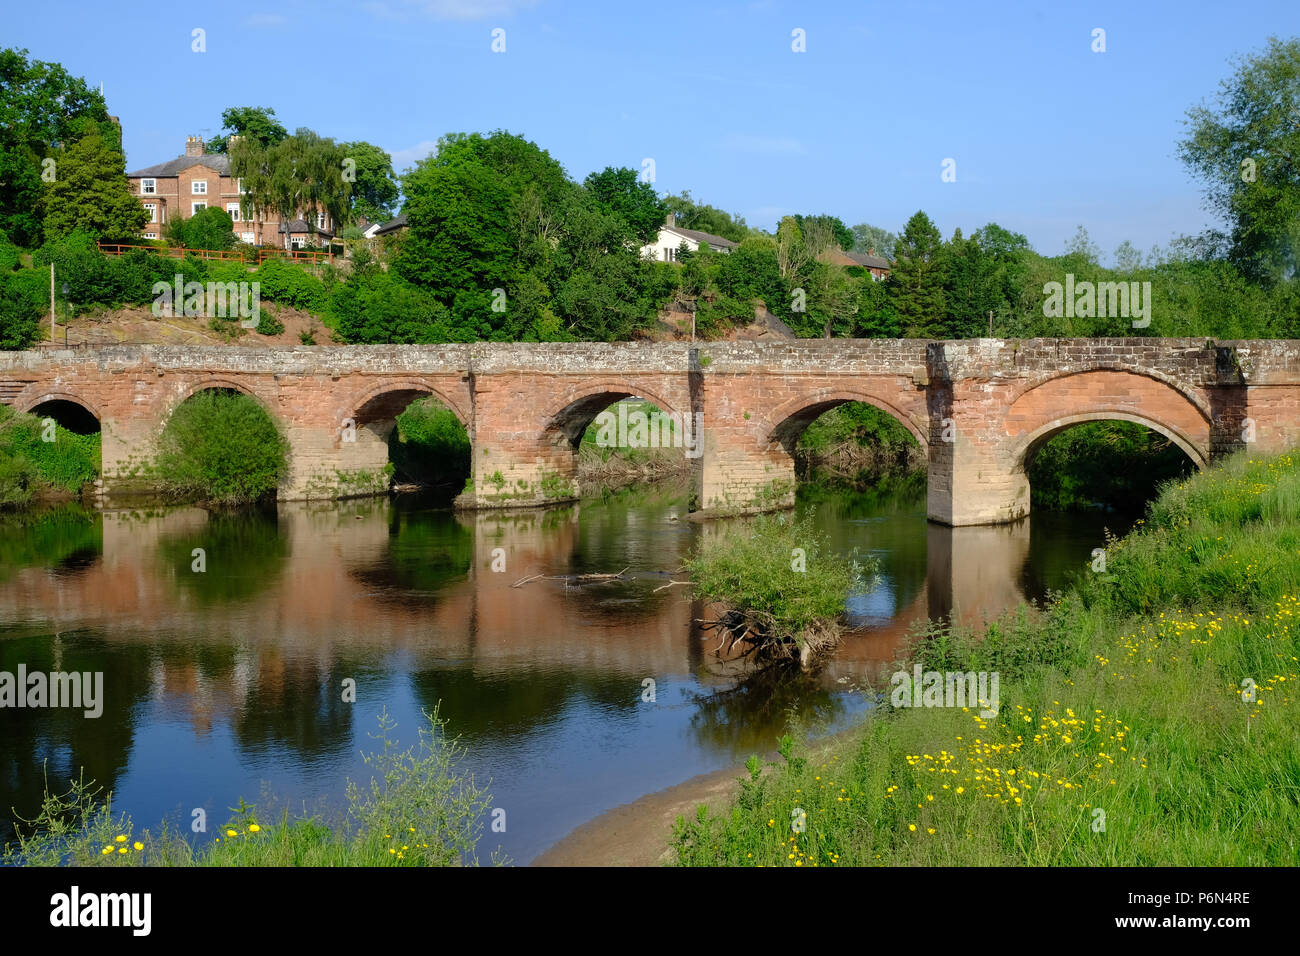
2 709 500 866
231 128 350 248
1179 37 1300 282
150 390 288 505
340 140 400 224
887 211 947 337
584 166 667 244
164 206 239 250
662 190 750 243
207 105 288 153
0 405 100 506
1028 420 1195 512
390 397 470 484
41 129 148 243
0 270 43 348
686 511 868 650
0 47 119 247
674 450 1300 866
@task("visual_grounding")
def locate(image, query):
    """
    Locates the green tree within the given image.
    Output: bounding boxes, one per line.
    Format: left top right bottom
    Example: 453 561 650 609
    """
0 272 43 349
850 222 896 259
207 106 288 153
0 48 119 247
341 140 399 224
583 166 666 244
886 210 946 336
794 214 854 251
42 129 148 242
164 206 239 250
231 128 351 248
662 190 749 242
1180 37 1300 282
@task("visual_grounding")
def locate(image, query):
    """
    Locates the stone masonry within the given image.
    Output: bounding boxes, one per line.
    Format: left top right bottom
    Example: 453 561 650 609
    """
2 338 1298 525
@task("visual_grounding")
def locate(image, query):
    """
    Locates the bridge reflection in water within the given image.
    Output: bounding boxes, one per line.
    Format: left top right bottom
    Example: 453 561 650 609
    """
0 486 1118 861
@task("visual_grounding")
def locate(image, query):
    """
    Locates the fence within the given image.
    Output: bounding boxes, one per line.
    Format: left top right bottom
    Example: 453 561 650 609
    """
96 242 340 266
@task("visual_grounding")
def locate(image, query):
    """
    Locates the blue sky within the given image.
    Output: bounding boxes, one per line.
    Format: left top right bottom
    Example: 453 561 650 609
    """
7 0 1299 262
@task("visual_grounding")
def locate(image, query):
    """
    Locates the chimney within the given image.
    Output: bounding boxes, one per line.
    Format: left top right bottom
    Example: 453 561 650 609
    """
185 135 205 157
665 212 676 228
868 247 875 256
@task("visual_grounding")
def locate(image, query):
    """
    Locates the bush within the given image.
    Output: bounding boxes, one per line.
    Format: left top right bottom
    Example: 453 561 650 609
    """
254 257 328 312
686 510 870 659
151 390 288 505
0 405 100 503
0 272 44 349
389 398 470 485
164 207 238 251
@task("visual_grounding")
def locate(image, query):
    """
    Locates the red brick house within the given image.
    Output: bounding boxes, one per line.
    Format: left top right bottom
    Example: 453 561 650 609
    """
126 135 335 249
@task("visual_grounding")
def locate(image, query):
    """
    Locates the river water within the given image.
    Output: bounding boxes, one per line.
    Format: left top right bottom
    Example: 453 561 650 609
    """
0 482 1130 862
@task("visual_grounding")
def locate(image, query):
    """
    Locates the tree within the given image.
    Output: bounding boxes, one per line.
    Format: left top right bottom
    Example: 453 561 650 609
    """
231 128 351 248
886 210 946 337
0 48 118 247
583 166 666 245
662 190 749 242
164 206 238 250
794 214 854 251
775 216 810 281
850 222 896 260
208 106 288 153
0 272 43 349
341 140 399 224
1179 37 1300 281
1113 240 1143 272
1063 224 1102 265
42 129 148 242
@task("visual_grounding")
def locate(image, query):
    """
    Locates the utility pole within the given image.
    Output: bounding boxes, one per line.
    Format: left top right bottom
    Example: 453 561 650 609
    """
988 309 993 337
50 264 56 343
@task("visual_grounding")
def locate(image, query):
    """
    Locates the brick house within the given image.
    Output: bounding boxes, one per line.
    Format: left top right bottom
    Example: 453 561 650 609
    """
126 135 336 248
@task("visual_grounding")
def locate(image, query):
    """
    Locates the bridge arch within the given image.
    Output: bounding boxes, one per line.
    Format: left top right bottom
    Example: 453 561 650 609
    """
344 379 470 433
167 378 279 418
17 390 103 434
765 389 929 454
543 379 685 448
1006 369 1212 473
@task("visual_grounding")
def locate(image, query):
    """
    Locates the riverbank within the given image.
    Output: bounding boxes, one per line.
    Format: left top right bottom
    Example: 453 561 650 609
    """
672 450 1300 866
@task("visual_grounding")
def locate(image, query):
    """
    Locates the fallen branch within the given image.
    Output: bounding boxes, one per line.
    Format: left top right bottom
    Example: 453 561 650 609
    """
510 573 545 588
652 579 690 594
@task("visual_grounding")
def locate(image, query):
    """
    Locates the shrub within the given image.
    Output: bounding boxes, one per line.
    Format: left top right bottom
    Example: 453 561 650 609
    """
0 272 44 349
686 510 870 659
0 405 100 502
389 398 470 484
254 257 328 312
151 390 288 505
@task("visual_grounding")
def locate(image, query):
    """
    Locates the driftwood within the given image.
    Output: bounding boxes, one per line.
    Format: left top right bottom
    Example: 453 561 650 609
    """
512 567 630 587
652 579 690 594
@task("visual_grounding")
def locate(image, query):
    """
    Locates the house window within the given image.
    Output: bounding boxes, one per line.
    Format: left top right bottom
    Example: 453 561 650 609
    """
316 212 327 230
227 203 242 221
192 202 207 215
141 178 156 195
237 177 246 194
240 232 255 244
143 233 157 240
290 236 305 250
192 180 207 195
144 203 157 223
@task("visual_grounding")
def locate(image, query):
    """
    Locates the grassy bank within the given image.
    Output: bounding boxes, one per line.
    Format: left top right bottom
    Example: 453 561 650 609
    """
3 710 502 867
673 450 1300 865
0 405 100 507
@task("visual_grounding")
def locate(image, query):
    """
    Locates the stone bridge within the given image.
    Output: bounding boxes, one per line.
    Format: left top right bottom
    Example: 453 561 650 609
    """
2 338 1298 525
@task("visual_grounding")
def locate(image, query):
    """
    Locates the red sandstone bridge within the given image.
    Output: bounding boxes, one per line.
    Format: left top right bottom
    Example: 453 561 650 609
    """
2 339 1297 525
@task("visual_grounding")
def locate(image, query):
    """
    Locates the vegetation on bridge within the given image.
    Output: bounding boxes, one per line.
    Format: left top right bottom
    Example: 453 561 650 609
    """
0 405 100 508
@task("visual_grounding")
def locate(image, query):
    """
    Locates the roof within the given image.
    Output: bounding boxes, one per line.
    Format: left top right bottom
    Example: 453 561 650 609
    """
373 213 408 236
127 154 231 178
278 219 335 237
842 250 891 270
664 225 738 250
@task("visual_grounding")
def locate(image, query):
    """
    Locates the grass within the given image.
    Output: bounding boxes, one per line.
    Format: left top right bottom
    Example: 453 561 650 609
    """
672 450 1300 866
3 709 503 867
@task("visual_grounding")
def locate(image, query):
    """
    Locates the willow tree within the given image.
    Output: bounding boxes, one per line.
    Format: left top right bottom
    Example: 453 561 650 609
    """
231 127 351 248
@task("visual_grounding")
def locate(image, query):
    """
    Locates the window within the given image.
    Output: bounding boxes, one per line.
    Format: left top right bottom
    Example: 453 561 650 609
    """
316 212 327 230
143 233 157 240
192 202 207 215
237 177 246 194
192 180 207 195
141 178 156 195
144 203 157 223
240 232 255 244
290 236 305 250
226 202 242 221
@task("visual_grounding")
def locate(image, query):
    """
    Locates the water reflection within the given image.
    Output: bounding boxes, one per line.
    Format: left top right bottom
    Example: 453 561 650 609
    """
0 482 1121 860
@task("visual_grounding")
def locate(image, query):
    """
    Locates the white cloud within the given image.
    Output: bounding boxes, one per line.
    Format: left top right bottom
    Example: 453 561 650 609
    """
388 140 440 171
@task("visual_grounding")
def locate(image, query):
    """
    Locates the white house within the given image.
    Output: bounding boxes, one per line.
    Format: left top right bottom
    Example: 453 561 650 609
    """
640 213 738 262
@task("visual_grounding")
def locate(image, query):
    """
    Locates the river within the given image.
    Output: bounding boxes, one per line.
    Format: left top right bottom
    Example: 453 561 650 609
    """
0 481 1132 863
